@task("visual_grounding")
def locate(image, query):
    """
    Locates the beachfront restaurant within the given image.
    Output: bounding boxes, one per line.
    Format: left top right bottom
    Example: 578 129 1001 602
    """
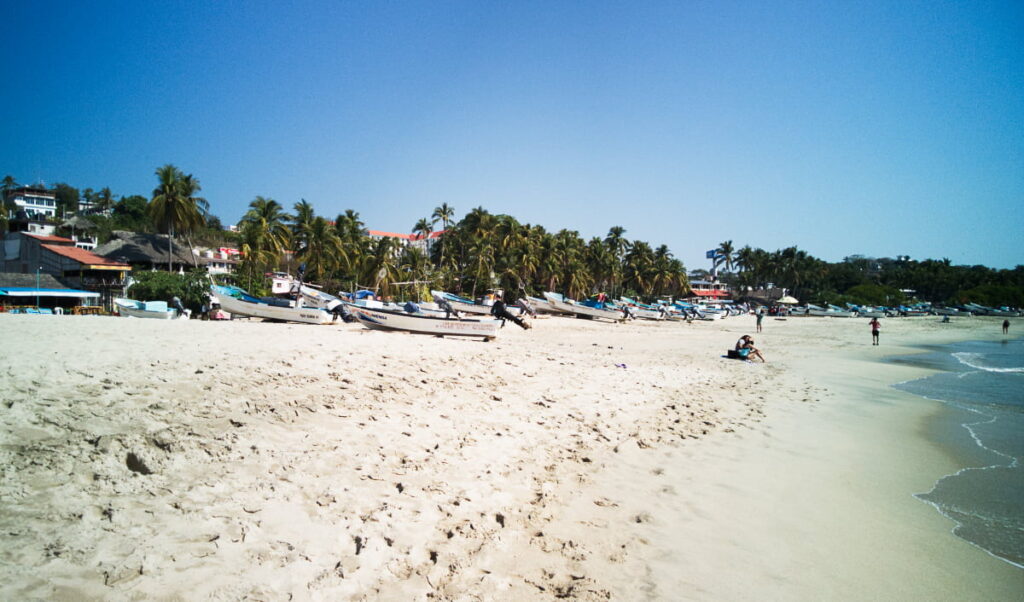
686 280 732 301
0 232 129 311
0 272 100 313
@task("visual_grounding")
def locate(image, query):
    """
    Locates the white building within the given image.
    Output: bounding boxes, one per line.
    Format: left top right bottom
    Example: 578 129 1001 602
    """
4 186 58 220
367 229 445 256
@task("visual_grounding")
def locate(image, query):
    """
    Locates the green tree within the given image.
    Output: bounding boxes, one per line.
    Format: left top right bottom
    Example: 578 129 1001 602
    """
52 183 80 216
296 216 344 282
238 196 290 287
97 187 115 213
715 240 735 274
431 202 455 268
149 165 207 270
127 269 211 313
413 217 432 239
1 175 17 202
290 199 316 255
333 209 368 279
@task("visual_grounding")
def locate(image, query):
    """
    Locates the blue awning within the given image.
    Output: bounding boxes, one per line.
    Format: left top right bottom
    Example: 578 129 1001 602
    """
0 287 100 298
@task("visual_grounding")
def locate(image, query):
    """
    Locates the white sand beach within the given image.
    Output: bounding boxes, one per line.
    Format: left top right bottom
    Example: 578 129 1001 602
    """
1 313 1021 600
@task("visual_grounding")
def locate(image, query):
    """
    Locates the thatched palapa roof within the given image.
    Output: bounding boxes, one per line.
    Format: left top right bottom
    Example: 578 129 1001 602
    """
94 231 195 266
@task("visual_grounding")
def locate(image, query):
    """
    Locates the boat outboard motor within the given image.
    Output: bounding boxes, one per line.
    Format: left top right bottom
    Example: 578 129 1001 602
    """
517 298 536 318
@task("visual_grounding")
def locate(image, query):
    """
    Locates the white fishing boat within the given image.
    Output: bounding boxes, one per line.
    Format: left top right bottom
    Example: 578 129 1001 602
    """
827 304 856 317
530 295 571 315
618 297 666 320
857 307 888 319
114 298 187 320
430 290 522 316
542 292 623 322
351 305 501 339
989 308 1021 317
211 285 336 325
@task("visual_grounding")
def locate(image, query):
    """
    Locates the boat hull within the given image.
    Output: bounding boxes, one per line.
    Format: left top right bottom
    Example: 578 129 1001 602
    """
212 290 335 324
542 292 622 322
114 298 183 320
352 306 501 338
430 290 521 316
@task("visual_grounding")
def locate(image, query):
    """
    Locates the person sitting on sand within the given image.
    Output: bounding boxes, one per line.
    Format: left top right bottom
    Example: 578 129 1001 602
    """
735 335 766 362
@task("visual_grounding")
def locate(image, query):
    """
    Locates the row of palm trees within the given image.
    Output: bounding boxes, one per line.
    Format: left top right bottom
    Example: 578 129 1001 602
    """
710 239 839 300
234 200 691 301
141 164 693 300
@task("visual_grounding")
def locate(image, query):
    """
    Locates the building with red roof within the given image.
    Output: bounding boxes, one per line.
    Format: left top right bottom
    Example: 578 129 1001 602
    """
687 280 732 300
368 229 446 256
1 231 129 308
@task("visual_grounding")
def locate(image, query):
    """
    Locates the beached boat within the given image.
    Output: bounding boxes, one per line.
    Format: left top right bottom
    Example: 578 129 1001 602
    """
542 292 623 322
351 305 501 339
827 304 856 317
114 298 186 320
618 297 666 320
857 307 888 319
526 295 569 315
211 285 336 325
430 290 522 316
988 307 1021 317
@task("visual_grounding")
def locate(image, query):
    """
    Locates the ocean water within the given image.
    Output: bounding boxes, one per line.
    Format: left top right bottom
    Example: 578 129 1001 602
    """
890 338 1024 569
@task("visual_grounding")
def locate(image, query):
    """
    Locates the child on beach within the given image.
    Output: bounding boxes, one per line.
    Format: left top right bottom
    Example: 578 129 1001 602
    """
756 308 764 332
870 317 881 345
1003 319 1010 335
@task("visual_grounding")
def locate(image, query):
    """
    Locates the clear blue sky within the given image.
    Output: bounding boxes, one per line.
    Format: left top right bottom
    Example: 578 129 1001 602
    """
2 1 1022 269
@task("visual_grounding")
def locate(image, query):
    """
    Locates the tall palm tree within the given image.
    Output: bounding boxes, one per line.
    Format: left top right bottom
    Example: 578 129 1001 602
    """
462 207 498 296
296 216 344 282
150 164 206 270
431 203 455 269
623 240 655 295
715 240 735 274
362 236 402 297
333 209 367 278
399 246 432 300
290 199 316 255
97 187 115 214
2 175 19 201
431 202 455 230
605 226 629 295
178 174 208 268
239 196 290 280
413 217 432 240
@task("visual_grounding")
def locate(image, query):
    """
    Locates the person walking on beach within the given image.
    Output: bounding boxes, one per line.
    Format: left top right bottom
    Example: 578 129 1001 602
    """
869 317 881 346
1003 319 1010 335
491 294 531 330
755 307 764 333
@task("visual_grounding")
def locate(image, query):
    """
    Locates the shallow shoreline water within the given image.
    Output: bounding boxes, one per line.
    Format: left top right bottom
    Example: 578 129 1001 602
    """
890 338 1024 569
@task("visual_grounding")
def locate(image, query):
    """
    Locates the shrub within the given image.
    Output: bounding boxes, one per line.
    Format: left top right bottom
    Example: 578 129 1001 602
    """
127 270 211 312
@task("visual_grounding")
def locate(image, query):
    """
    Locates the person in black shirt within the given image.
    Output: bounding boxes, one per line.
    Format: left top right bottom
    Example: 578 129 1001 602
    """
491 294 531 329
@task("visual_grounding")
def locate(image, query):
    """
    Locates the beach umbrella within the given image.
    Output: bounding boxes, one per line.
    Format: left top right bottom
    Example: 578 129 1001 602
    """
777 295 799 304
